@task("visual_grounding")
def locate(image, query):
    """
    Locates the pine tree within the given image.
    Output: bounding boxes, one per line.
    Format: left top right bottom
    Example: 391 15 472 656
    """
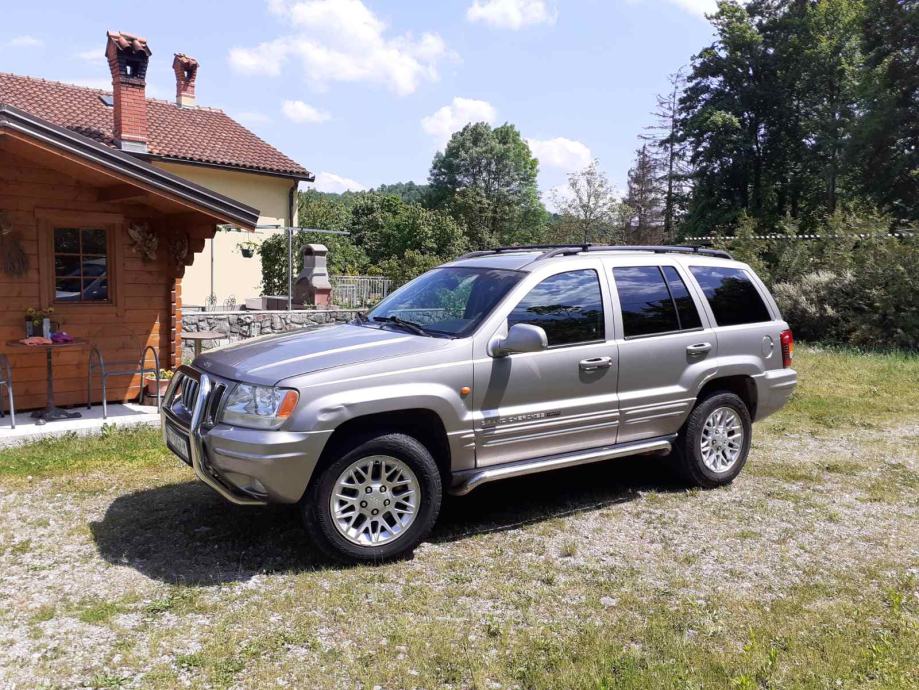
641 68 691 240
623 145 666 244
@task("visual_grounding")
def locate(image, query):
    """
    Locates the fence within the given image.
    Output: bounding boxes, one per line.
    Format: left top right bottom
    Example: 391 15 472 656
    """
331 275 392 308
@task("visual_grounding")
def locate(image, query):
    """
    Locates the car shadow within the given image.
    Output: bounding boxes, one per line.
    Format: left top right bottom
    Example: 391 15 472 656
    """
90 455 684 585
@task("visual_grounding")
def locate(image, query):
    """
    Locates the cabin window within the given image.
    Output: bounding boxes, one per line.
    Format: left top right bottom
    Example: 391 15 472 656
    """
53 227 110 303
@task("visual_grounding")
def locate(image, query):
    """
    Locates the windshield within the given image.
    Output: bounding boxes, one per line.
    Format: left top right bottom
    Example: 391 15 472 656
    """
365 267 523 337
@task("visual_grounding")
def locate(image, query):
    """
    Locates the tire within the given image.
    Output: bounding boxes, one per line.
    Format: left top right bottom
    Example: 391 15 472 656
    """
670 391 752 488
301 432 443 563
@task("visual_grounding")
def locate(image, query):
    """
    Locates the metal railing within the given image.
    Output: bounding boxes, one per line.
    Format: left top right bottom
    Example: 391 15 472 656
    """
331 275 392 308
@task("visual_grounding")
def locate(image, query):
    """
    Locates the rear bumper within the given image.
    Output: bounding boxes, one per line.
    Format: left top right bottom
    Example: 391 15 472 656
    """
753 368 797 421
161 367 331 505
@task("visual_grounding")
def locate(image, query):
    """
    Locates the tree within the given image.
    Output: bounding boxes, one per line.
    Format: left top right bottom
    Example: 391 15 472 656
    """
550 159 623 244
623 145 666 243
852 0 919 222
348 193 467 265
375 181 431 206
428 122 547 248
642 68 691 239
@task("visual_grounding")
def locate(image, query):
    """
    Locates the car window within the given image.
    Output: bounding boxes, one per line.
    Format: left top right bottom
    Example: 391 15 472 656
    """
613 266 704 337
662 266 703 330
368 267 522 337
689 266 772 326
613 266 680 336
508 269 604 347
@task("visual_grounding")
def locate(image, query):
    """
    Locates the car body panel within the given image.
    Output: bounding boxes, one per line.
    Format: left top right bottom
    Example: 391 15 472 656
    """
161 248 797 505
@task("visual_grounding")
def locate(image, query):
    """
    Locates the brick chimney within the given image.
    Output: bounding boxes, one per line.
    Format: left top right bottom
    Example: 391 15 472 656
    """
105 31 151 154
172 53 198 108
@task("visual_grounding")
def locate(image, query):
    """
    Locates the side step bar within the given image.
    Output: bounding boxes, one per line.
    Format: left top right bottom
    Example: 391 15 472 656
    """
449 435 676 496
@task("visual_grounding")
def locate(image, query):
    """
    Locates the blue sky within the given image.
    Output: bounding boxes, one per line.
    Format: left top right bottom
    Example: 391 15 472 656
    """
0 0 717 201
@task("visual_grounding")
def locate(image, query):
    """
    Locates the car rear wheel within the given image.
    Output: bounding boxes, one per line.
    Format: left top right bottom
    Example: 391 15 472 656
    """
671 392 752 488
301 433 442 563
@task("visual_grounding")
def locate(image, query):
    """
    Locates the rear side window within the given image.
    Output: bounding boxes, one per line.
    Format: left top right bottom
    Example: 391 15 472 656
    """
508 269 604 346
613 266 703 337
689 266 772 326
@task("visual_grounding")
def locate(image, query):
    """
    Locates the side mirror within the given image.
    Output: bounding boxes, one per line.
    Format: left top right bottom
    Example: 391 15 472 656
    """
490 323 548 357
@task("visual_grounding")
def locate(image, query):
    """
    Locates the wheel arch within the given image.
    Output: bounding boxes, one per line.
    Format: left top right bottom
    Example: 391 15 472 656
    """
314 408 452 487
696 375 758 418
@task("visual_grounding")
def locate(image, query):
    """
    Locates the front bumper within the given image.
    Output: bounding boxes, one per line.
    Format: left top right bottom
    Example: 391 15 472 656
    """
161 366 331 505
753 367 798 421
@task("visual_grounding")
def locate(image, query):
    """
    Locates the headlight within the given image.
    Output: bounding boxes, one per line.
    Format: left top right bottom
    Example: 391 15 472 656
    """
220 384 299 429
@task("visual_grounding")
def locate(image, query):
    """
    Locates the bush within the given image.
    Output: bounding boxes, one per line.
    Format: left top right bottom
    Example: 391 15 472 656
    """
726 212 919 350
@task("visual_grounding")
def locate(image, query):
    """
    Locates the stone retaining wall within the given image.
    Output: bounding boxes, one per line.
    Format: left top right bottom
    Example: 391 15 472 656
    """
181 309 361 355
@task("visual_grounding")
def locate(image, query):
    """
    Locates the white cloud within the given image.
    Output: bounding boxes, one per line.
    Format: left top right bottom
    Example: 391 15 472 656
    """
527 137 592 171
421 97 498 148
628 0 730 18
281 99 330 124
310 171 367 194
466 0 556 29
236 111 273 125
8 35 43 48
75 48 106 65
229 0 448 96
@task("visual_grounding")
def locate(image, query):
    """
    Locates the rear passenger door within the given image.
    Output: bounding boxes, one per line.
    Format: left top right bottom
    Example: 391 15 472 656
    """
610 263 717 443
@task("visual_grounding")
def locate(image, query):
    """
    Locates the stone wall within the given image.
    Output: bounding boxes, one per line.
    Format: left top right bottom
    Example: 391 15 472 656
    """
181 309 361 356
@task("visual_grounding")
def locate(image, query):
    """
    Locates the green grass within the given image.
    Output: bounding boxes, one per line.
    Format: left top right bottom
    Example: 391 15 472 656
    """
0 426 166 478
764 345 919 433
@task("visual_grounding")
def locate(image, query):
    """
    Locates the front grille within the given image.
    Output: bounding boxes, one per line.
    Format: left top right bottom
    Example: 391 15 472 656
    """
181 375 200 411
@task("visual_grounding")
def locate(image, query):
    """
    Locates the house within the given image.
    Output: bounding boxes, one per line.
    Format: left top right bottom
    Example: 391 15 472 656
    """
0 31 313 308
0 30 308 410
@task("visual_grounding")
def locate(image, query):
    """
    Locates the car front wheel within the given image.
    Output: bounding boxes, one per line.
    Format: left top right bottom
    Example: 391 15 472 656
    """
301 433 443 563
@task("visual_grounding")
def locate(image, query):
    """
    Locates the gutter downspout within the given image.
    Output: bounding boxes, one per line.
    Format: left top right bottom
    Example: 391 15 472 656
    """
288 180 298 311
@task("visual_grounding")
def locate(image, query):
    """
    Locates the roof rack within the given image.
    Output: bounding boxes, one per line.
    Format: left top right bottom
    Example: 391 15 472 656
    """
457 243 733 262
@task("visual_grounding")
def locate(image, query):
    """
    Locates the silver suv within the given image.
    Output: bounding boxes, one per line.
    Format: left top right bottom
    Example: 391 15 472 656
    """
162 245 797 562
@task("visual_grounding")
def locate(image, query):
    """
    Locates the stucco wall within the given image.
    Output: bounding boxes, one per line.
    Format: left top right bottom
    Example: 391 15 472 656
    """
153 161 296 307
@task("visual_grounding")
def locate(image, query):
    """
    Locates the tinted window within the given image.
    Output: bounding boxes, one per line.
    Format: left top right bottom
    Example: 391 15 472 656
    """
662 266 702 330
689 266 771 326
613 267 679 336
508 270 604 346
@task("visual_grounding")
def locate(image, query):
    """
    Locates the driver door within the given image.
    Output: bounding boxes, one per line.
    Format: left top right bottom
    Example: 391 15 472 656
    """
472 267 619 467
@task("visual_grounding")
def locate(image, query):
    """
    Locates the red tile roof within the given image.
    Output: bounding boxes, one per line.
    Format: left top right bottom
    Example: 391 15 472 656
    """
0 72 311 179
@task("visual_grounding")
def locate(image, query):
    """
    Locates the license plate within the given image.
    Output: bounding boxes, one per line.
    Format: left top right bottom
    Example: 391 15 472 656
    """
165 423 191 466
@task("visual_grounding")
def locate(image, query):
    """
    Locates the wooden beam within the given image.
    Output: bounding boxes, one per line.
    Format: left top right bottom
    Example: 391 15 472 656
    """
97 184 148 203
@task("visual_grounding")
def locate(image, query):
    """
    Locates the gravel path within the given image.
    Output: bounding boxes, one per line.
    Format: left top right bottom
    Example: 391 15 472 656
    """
0 424 916 689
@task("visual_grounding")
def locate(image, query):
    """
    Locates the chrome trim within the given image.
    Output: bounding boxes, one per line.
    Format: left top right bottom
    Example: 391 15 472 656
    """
161 368 266 506
449 435 676 496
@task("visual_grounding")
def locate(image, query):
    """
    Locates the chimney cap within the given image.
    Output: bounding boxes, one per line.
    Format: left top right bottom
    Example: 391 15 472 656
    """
173 53 199 69
106 30 151 56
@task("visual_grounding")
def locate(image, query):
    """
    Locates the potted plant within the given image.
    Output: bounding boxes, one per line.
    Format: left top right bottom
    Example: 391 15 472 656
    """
237 241 258 258
144 368 174 398
24 307 54 338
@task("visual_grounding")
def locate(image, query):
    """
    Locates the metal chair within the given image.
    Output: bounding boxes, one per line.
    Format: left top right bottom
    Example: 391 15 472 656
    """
88 345 161 420
0 354 14 429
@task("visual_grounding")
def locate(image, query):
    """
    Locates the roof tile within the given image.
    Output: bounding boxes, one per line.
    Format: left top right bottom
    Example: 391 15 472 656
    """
0 72 311 179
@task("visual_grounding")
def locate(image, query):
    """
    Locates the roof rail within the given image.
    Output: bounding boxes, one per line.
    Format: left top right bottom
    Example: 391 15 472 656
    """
457 243 733 262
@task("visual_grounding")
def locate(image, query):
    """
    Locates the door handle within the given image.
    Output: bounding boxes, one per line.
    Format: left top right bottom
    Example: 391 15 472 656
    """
579 356 613 371
686 342 713 356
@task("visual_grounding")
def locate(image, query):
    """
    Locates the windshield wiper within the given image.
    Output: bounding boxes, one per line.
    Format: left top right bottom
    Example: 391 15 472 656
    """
371 315 430 337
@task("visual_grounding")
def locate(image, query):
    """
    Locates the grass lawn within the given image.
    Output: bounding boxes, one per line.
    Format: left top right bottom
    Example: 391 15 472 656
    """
0 345 916 689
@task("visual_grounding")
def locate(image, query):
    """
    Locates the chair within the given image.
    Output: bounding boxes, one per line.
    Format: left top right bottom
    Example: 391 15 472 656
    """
0 354 15 429
88 345 161 420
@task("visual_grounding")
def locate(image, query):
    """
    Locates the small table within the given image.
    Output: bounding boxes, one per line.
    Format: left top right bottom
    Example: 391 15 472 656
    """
182 331 225 358
5 338 91 424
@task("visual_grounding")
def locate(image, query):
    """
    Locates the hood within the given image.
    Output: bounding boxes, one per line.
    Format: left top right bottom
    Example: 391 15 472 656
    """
192 324 452 386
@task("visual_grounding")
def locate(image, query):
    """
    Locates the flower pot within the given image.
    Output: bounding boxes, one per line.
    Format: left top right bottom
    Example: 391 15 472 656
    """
241 247 254 258
144 376 170 398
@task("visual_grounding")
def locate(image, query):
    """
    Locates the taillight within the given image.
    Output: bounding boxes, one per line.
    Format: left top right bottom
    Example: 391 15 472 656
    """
780 329 794 368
